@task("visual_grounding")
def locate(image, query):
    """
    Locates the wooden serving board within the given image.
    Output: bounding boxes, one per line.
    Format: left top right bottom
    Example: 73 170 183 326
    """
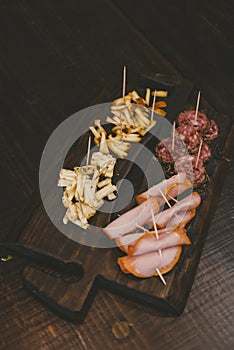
1 76 233 322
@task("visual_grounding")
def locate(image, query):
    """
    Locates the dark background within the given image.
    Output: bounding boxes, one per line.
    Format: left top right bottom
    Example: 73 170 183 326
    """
0 1 233 349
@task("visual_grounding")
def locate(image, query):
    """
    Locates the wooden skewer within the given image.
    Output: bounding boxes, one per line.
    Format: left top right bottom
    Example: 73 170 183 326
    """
136 224 148 232
151 207 159 240
158 188 172 208
172 121 176 151
122 65 126 98
168 194 179 203
195 139 203 168
151 207 163 261
150 207 166 285
86 136 91 167
120 111 124 141
150 89 156 121
194 91 200 122
156 268 167 285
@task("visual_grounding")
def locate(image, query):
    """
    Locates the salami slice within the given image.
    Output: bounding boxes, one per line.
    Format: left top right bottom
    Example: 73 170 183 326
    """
174 155 206 186
203 119 219 141
155 137 187 163
178 110 208 131
176 125 201 151
191 142 211 162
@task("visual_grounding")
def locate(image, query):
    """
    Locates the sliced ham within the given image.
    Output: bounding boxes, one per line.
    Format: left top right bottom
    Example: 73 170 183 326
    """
136 172 192 206
166 209 196 230
115 232 145 253
115 227 178 253
149 192 201 229
103 197 159 239
118 246 182 278
128 228 190 256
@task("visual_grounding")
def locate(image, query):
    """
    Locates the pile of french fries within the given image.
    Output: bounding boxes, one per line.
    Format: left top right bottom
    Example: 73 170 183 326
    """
58 88 167 229
58 152 117 229
90 89 167 158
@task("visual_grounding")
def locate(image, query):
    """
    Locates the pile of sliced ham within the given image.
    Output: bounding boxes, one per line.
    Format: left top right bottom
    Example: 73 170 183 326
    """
103 173 201 279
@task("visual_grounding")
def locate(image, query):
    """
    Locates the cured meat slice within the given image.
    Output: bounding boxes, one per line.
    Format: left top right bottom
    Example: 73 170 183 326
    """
149 192 201 229
128 229 190 256
166 209 196 229
118 246 182 278
136 172 192 206
115 232 145 253
155 136 187 163
103 197 159 239
191 142 211 162
174 155 206 185
176 125 201 151
203 119 219 141
178 110 208 131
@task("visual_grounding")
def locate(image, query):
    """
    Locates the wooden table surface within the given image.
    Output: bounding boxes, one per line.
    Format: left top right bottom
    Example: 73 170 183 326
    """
0 1 233 349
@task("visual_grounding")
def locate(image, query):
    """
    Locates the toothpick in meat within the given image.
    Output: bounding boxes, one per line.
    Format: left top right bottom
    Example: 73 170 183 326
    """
156 268 167 285
150 207 167 285
158 188 172 208
151 207 159 240
195 139 203 168
194 91 201 122
136 224 148 232
168 195 179 203
172 121 176 151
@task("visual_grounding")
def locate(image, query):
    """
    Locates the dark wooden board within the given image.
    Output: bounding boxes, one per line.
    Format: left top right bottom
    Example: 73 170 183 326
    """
1 76 233 322
0 0 233 348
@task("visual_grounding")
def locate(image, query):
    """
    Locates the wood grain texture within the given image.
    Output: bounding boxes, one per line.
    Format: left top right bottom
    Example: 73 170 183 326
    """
112 0 234 115
0 0 233 349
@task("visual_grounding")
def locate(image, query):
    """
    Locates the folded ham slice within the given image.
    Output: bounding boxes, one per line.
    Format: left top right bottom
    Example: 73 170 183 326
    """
103 196 159 239
115 232 145 253
118 246 182 278
149 192 201 229
128 228 190 256
136 172 192 206
166 209 196 230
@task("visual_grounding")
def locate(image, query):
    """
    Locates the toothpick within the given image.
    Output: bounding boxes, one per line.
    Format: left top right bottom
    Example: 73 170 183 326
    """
168 195 179 203
172 121 176 151
136 224 148 232
194 91 200 122
122 65 126 98
150 207 166 285
150 89 156 121
86 136 91 167
158 188 172 208
120 111 123 141
150 207 163 263
156 268 167 285
151 207 159 240
195 139 203 168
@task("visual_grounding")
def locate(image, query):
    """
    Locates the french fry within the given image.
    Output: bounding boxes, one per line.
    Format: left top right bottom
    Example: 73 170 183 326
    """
155 101 167 108
89 126 100 139
152 90 168 97
154 108 167 116
145 88 151 106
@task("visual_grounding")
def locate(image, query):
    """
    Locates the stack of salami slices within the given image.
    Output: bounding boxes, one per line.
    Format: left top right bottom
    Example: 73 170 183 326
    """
156 109 218 186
